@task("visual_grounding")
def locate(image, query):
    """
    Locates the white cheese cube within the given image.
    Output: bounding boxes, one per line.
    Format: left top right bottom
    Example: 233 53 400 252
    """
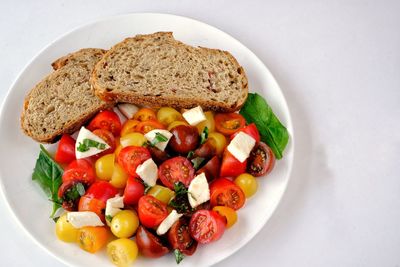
67 211 104 228
182 106 206 126
144 129 173 151
105 195 124 218
227 131 256 163
188 173 210 208
156 210 183 235
117 103 139 119
136 158 158 186
75 127 110 159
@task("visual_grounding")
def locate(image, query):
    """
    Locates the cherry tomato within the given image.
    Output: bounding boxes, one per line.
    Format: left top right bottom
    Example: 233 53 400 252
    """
194 141 216 160
197 156 220 182
167 120 188 131
169 125 200 154
207 132 227 155
138 195 169 228
210 178 246 210
220 149 247 178
77 226 108 253
212 206 238 228
95 153 114 180
107 238 138 266
64 159 96 183
109 163 129 189
78 195 105 220
117 146 151 176
55 134 76 164
62 168 96 186
148 146 170 165
136 120 166 134
231 123 260 143
146 185 175 204
85 181 118 203
247 142 275 177
55 213 78 242
133 108 157 122
157 107 183 126
123 177 145 206
158 156 195 189
87 110 122 136
120 119 141 136
58 180 87 211
136 225 169 258
234 173 258 198
92 129 116 156
215 113 245 136
110 210 139 238
168 218 198 255
120 132 147 147
189 210 225 244
196 111 215 134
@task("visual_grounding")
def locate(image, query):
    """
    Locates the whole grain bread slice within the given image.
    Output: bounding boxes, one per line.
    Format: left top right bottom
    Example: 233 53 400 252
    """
91 32 248 112
21 48 113 143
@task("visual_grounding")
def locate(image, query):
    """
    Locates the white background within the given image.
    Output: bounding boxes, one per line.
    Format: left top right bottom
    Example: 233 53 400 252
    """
1 0 399 266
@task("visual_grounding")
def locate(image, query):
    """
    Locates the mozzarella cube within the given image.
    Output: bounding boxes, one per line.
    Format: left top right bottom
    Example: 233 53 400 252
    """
156 210 183 235
188 173 210 208
227 131 256 163
117 103 139 119
105 195 124 218
144 129 173 151
182 106 206 126
75 127 110 159
136 158 158 186
67 211 104 228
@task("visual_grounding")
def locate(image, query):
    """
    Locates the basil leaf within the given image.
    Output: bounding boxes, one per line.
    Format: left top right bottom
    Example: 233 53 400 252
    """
174 249 185 264
77 138 106 152
150 132 168 147
32 145 64 217
106 215 113 223
191 157 205 170
239 93 289 159
187 151 194 159
200 126 209 144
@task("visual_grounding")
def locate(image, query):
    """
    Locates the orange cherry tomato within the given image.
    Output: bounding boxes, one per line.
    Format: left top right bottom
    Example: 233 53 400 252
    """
87 110 122 136
135 120 166 134
77 226 109 253
133 108 157 122
215 113 246 136
120 120 141 136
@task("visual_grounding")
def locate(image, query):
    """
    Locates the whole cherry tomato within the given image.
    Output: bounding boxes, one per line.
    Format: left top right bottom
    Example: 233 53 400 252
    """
231 123 260 143
220 149 247 178
123 177 145 206
136 226 169 258
87 110 122 136
168 125 200 154
55 134 76 164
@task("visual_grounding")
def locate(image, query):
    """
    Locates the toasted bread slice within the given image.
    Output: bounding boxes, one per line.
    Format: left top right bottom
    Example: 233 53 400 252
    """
21 48 113 143
91 32 248 112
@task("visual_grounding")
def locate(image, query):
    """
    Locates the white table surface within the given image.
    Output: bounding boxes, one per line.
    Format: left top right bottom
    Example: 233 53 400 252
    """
1 0 399 266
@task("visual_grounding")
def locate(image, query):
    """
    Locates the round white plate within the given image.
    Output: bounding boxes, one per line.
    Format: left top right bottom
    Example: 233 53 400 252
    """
0 13 294 267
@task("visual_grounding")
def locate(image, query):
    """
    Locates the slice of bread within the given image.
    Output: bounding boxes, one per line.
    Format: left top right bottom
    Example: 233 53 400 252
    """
21 48 113 143
91 32 248 112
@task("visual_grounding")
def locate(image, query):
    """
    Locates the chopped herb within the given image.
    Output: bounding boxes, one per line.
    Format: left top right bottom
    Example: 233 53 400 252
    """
150 132 168 147
32 145 64 218
174 249 185 264
191 157 205 170
52 216 60 223
187 151 194 159
174 182 188 195
63 182 85 201
143 181 152 193
106 215 113 223
77 138 106 152
169 182 195 213
200 126 209 144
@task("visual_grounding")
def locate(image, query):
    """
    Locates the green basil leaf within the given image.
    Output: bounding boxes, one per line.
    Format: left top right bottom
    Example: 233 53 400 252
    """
77 138 106 152
174 249 185 264
150 132 169 147
191 157 205 170
200 126 209 144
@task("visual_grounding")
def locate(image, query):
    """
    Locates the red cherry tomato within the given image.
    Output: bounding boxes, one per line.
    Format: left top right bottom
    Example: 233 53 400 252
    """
220 149 247 178
168 218 197 255
247 142 275 177
138 195 169 228
169 125 200 154
123 177 145 206
215 113 246 136
84 181 118 203
62 168 96 186
210 178 246 210
117 146 151 176
197 156 220 182
136 226 170 258
231 123 260 143
189 210 226 244
158 156 195 189
87 110 122 136
135 120 165 134
55 134 76 164
65 159 95 175
58 180 87 211
78 195 106 220
92 129 116 156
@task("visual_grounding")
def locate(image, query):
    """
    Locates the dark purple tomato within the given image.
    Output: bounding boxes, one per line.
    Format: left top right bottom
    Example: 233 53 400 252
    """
169 125 200 154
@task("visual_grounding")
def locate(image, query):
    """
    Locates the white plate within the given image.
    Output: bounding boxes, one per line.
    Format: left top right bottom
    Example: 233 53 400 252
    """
0 13 294 267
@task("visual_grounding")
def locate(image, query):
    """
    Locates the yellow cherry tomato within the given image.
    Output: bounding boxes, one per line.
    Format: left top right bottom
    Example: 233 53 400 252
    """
110 210 139 238
207 132 227 155
110 163 129 189
147 185 175 204
77 226 109 253
120 119 141 136
95 154 115 180
107 238 138 266
234 173 258 198
196 111 215 134
114 145 123 157
133 108 157 122
120 132 147 147
157 107 184 126
212 206 238 228
167 120 189 131
55 213 78 243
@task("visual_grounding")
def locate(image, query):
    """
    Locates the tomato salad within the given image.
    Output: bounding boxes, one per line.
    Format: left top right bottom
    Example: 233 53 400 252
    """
32 93 289 266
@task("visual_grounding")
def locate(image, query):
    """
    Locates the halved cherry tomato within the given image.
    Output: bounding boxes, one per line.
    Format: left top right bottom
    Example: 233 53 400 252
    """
78 195 105 220
136 120 166 134
197 156 220 182
231 123 260 143
58 180 87 211
92 129 116 155
169 125 200 154
158 157 195 189
87 110 122 136
215 113 245 136
212 206 238 228
65 159 95 177
120 119 141 136
77 226 108 253
123 177 145 206
84 181 118 203
189 210 225 244
220 149 247 178
62 168 96 186
133 108 157 122
168 217 197 255
117 146 151 176
247 142 275 177
210 178 246 210
55 134 76 164
138 195 169 228
136 225 169 258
